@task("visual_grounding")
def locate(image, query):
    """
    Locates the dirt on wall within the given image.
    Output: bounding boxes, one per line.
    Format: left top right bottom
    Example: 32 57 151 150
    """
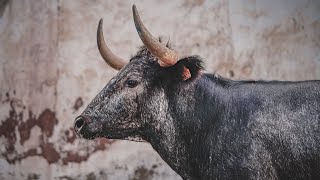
0 92 112 165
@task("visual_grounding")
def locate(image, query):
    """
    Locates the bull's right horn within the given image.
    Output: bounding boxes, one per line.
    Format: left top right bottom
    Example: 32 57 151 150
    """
132 5 179 67
97 19 127 70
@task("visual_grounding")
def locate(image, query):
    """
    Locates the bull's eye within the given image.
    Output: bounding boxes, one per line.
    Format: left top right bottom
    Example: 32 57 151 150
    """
126 79 138 88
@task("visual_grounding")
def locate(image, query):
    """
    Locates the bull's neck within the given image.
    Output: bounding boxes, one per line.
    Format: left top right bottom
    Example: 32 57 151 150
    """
143 74 226 179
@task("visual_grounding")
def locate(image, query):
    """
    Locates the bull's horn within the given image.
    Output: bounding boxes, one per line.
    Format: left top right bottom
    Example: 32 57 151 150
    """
97 19 127 70
132 5 178 67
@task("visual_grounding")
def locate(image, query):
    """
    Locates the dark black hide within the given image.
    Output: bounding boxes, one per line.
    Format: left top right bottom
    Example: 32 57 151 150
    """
156 66 320 179
75 47 320 180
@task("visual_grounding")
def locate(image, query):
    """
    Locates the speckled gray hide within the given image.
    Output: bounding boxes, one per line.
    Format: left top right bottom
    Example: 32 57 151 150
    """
76 46 320 180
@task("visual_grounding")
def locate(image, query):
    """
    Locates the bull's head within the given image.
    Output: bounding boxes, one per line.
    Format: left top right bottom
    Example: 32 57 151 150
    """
73 5 198 141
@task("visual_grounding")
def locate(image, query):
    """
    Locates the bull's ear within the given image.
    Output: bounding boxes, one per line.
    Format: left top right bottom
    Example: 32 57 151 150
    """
161 56 203 82
182 66 191 81
177 56 203 81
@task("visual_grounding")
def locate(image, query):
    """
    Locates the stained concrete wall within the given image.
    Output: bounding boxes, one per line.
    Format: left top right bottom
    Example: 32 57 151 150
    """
0 0 319 179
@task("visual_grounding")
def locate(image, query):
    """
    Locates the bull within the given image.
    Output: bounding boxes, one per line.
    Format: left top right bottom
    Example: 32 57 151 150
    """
74 5 320 180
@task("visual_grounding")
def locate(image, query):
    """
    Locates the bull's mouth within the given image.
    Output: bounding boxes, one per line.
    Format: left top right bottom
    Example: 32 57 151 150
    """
76 130 100 140
74 124 111 140
74 123 98 139
76 129 118 140
75 126 143 141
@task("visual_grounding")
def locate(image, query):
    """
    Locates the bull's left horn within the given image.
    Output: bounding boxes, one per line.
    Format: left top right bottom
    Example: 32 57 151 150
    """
97 19 127 70
132 5 178 67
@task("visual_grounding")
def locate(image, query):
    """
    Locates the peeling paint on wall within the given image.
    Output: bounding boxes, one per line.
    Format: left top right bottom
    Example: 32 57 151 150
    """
0 93 112 166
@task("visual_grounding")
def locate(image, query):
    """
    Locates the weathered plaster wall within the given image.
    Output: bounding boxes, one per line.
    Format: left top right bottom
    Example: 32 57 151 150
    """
0 0 319 179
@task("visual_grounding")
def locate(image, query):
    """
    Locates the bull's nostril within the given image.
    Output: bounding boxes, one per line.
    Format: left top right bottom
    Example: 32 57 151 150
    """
75 118 85 129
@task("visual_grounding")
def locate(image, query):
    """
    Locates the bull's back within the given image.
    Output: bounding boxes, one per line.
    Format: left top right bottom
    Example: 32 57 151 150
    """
239 80 320 179
191 78 320 179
